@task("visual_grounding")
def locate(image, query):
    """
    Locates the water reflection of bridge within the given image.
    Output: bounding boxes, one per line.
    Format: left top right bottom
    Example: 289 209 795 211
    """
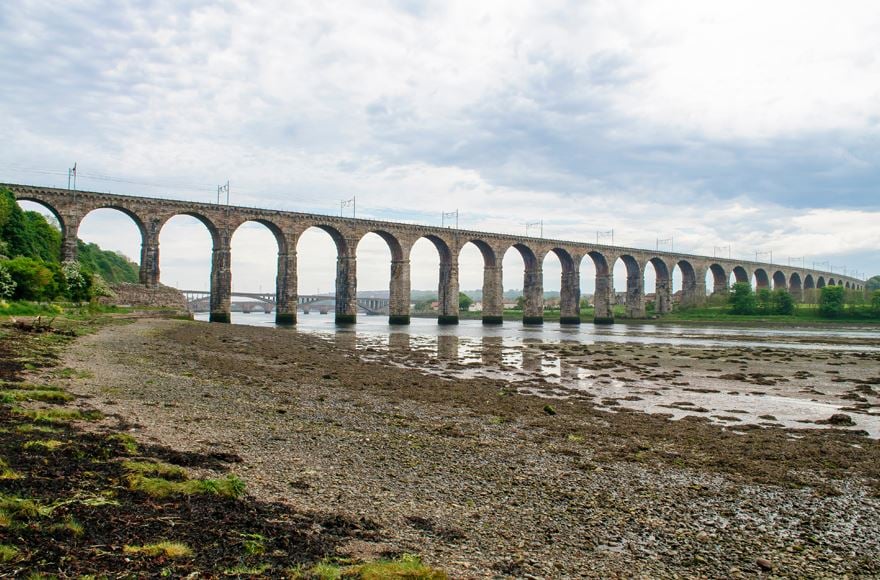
180 290 390 315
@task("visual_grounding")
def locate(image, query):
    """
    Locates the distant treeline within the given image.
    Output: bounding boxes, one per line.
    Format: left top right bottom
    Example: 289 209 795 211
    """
0 187 139 302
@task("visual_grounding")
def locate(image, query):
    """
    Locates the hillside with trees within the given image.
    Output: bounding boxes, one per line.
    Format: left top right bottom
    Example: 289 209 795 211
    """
0 186 139 303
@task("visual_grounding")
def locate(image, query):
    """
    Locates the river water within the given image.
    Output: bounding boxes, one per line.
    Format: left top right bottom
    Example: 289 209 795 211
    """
194 312 880 437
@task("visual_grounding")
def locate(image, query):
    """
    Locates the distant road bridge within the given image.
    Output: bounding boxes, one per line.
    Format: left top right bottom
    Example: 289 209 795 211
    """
5 183 864 326
180 290 390 315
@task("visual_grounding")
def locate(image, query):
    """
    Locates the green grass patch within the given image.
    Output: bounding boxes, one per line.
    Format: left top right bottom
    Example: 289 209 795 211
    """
225 563 271 575
23 439 65 452
0 493 51 519
123 460 187 480
0 457 22 480
109 433 139 454
15 407 103 424
0 543 20 563
123 541 193 559
0 388 74 403
296 554 446 579
0 301 63 317
48 516 84 536
127 473 246 500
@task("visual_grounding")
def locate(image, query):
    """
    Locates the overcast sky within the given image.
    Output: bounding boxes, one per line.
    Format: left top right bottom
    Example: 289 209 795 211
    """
3 1 879 296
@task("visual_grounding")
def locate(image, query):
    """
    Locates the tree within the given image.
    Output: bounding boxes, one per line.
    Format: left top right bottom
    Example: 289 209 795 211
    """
871 290 880 316
756 288 773 314
458 292 474 311
728 282 756 315
515 295 526 310
3 257 61 301
0 262 15 299
772 288 795 315
61 260 94 303
868 276 880 292
818 285 846 318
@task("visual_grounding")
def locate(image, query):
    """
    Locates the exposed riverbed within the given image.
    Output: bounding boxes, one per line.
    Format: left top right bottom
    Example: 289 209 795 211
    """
60 316 880 578
198 313 880 437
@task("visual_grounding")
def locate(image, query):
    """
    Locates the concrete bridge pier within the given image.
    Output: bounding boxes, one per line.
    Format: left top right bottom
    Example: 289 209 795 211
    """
389 258 411 325
209 238 232 323
139 232 160 288
559 269 581 324
335 254 357 324
275 245 297 325
594 273 614 324
625 272 646 318
482 265 504 324
438 260 459 325
523 266 544 325
655 277 672 314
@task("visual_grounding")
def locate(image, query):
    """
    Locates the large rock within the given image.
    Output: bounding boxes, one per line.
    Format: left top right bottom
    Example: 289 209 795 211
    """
100 283 187 310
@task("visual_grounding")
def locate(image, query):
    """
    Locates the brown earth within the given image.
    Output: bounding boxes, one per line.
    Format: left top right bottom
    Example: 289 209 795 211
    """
44 318 880 578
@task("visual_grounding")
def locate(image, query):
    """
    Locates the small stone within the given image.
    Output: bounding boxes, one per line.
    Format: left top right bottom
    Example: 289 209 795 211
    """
756 558 773 571
696 531 710 543
826 413 855 426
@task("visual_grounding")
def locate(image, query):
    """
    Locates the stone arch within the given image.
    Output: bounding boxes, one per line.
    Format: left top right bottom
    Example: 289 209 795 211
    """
15 197 68 237
502 242 542 324
232 218 288 255
708 263 727 296
357 229 406 324
581 250 613 323
614 254 644 318
675 259 700 307
458 239 501 324
457 239 497 267
549 247 580 324
828 278 836 286
647 257 672 314
817 276 826 288
359 229 404 262
804 274 815 289
731 265 749 284
753 268 770 290
845 281 851 289
298 223 350 257
412 234 457 324
772 270 787 290
789 272 803 300
14 197 72 261
84 204 148 241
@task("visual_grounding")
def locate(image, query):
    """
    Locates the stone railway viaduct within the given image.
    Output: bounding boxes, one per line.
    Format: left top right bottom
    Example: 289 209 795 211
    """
5 183 863 325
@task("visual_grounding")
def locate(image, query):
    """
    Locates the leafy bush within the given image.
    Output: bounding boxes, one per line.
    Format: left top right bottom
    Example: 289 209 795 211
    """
772 288 795 315
871 290 880 315
0 262 14 299
728 282 756 314
2 257 63 301
819 285 846 318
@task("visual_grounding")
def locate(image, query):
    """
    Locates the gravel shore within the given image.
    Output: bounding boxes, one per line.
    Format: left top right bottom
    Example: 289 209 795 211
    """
59 318 880 578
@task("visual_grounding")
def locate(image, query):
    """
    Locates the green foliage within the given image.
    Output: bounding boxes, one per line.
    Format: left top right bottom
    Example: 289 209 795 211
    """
76 240 138 284
515 295 526 310
755 288 773 314
819 285 846 318
458 292 473 311
0 263 14 299
867 275 880 291
872 290 880 315
728 282 756 314
772 288 795 315
0 186 139 301
2 257 63 301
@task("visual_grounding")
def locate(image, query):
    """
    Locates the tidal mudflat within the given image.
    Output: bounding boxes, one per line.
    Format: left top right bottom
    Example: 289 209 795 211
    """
60 318 879 578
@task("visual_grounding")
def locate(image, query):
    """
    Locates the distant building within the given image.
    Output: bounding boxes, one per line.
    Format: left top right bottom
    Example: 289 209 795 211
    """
469 301 483 312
